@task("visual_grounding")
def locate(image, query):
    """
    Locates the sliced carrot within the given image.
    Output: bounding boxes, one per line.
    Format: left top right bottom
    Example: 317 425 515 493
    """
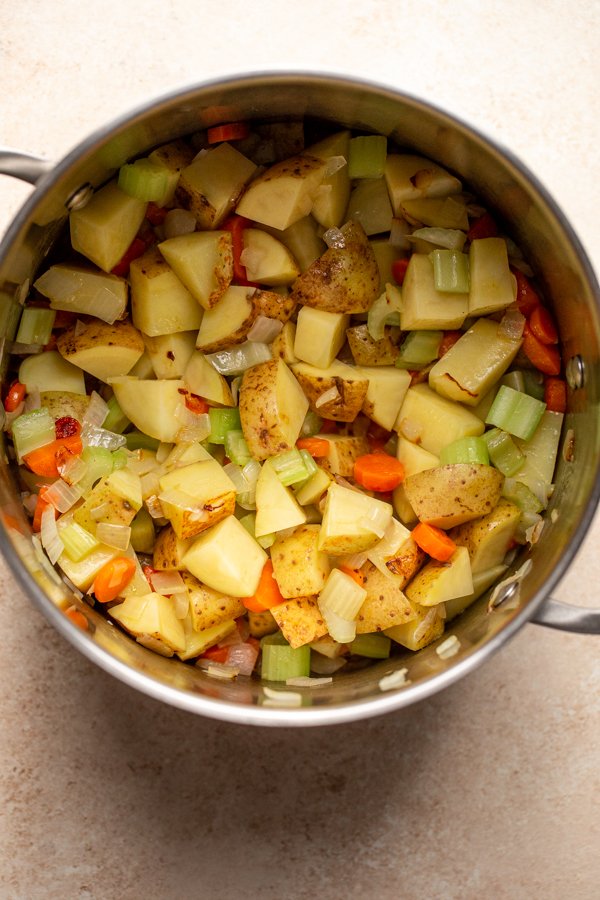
544 377 567 413
242 560 285 613
467 212 498 241
201 645 230 664
4 380 26 412
529 305 558 345
93 556 136 604
512 268 542 317
354 453 405 492
296 437 330 457
207 122 250 144
111 236 148 277
23 434 83 478
438 330 463 357
522 324 561 376
411 522 457 562
32 486 56 533
391 257 410 285
65 606 89 631
221 214 251 282
338 565 365 587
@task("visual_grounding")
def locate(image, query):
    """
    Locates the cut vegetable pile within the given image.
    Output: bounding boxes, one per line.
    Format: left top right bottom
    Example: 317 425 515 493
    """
3 120 566 683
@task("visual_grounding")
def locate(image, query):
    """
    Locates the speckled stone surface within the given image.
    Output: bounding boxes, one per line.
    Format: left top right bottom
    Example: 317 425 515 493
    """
1 3 599 898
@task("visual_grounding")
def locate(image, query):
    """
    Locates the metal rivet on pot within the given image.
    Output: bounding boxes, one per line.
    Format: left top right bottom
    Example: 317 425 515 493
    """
565 354 585 390
65 183 94 212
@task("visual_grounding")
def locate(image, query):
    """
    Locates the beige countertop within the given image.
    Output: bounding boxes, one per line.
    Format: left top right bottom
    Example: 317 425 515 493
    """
1 2 599 897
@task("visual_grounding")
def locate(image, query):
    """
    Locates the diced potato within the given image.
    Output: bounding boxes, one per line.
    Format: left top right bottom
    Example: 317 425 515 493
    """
318 434 370 478
55 539 119 592
428 318 522 406
69 180 147 272
242 229 300 285
346 324 399 367
270 321 298 364
306 130 351 229
356 561 417 633
400 254 468 330
405 546 473 607
254 459 307 538
403 463 504 529
19 350 86 395
392 437 440 525
394 383 484 456
370 239 400 292
239 358 308 460
294 307 350 368
247 609 278 638
384 154 462 212
73 473 139 534
252 289 297 323
356 365 411 431
143 330 197 380
175 142 257 228
158 231 233 309
293 466 333 506
39 391 89 421
34 265 128 325
271 524 330 598
182 515 267 597
385 601 445 651
180 570 245 631
366 519 426 586
291 220 380 314
319 483 393 555
292 360 369 422
109 592 185 653
153 524 192 570
177 616 237 662
195 286 254 352
236 153 328 230
469 238 516 316
449 498 521 573
109 377 186 442
400 197 469 230
158 460 237 539
346 178 393 236
130 247 203 336
183 351 235 407
56 318 143 382
514 411 564 501
270 596 328 648
259 216 325 273
445 564 508 621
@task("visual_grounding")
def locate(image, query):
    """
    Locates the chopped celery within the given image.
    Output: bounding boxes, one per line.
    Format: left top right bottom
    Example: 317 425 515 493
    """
11 408 56 462
78 445 114 492
59 521 101 561
103 395 131 434
125 430 160 452
298 450 318 480
15 307 56 346
367 285 402 341
348 135 387 179
502 369 544 401
111 448 129 470
224 429 251 465
130 507 156 553
300 410 323 438
270 447 312 486
439 436 489 466
350 633 391 659
260 632 310 681
486 385 546 441
238 512 257 537
118 159 171 204
208 407 242 444
502 478 544 515
483 428 525 476
430 249 470 293
395 330 442 369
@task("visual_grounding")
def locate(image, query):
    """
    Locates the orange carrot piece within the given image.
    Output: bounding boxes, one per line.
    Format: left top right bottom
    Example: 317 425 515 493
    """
296 437 330 457
411 522 457 562
23 434 83 478
338 565 366 587
93 557 136 604
544 377 567 413
201 645 230 663
354 453 405 492
529 305 558 345
32 486 56 533
467 212 498 241
4 380 26 412
242 560 285 613
513 268 542 317
522 325 561 375
207 122 250 144
65 606 89 631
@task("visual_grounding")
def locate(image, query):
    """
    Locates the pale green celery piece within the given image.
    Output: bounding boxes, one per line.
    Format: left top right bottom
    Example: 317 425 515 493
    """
521 369 545 401
502 478 544 515
350 633 391 659
11 408 56 462
15 307 56 346
483 427 525 476
298 450 318 480
238 512 257 537
224 429 251 466
260 633 311 681
439 436 489 466
486 385 546 441
111 448 129 470
300 410 323 438
395 330 442 369
78 445 114 492
208 407 241 444
367 285 402 341
270 448 311 486
103 394 131 434
118 159 171 203
501 371 526 394
348 135 387 179
130 508 156 554
60 521 100 562
125 430 160 452
430 249 470 293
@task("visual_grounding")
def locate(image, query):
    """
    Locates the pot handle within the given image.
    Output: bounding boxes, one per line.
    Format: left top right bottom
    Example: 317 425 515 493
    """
0 149 53 185
531 598 600 634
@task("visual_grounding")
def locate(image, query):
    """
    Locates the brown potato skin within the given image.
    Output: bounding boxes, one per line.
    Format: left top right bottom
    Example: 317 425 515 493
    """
403 464 504 529
346 324 399 366
293 370 368 422
152 525 191 571
57 317 144 359
239 358 307 460
270 595 328 648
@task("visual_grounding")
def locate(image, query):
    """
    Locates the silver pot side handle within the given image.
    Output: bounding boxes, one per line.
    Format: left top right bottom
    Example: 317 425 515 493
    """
0 149 53 185
531 598 600 634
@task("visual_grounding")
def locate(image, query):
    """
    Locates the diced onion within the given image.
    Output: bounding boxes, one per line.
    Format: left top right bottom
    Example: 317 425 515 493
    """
286 676 333 687
359 506 390 539
81 423 126 451
323 227 345 249
43 478 82 513
95 522 131 551
338 550 369 570
206 341 271 376
140 471 161 499
240 246 264 272
225 642 259 676
242 459 261 490
155 442 173 465
398 417 422 443
230 376 242 405
436 635 461 659
222 462 251 494
262 686 302 707
163 208 197 239
487 559 532 612
247 316 283 343
320 607 356 644
379 668 410 691
149 569 187 595
315 386 340 409
389 217 412 249
310 654 347 675
175 408 211 443
324 155 347 177
74 319 88 337
90 501 111 521
498 309 526 341
40 506 64 564
83 391 109 428
412 608 440 644
145 495 165 519
409 227 467 251
196 660 240 680
57 453 88 485
173 593 190 619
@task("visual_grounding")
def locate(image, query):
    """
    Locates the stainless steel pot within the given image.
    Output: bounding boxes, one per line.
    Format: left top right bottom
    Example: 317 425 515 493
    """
1 72 599 726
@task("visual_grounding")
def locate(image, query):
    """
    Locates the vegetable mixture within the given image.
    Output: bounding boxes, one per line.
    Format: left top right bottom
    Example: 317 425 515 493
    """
3 120 565 683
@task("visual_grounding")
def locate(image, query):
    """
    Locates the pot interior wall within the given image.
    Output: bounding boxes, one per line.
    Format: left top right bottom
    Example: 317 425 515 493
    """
0 74 598 720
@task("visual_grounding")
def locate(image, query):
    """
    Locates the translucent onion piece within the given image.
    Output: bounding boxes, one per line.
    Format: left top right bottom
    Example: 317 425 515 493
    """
338 550 369 570
242 459 261 490
240 247 264 271
230 376 242 406
90 501 112 521
145 494 165 519
498 308 526 341
81 423 127 451
206 341 271 376
398 417 422 443
140 471 161 499
196 660 240 680
488 559 533 612
409 227 467 251
262 686 302 707
286 676 333 687
95 522 132 551
389 217 412 249
315 386 340 409
320 607 356 644
173 593 189 619
247 316 284 343
126 451 159 477
436 635 461 659
324 154 347 177
359 508 389 539
44 478 82 513
83 391 109 428
378 668 410 691
149 569 187 595
40 506 64 564
225 642 259 676
155 442 173 465
222 462 250 494
57 452 89 485
163 208 197 239
310 654 347 675
323 227 345 249
175 407 211 443
412 608 441 644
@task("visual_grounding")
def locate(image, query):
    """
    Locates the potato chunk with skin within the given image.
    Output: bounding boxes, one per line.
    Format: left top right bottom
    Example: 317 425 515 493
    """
385 601 445 651
175 142 257 229
317 433 370 478
130 247 203 336
319 483 393 555
56 318 144 383
292 360 369 423
236 153 328 231
180 571 245 632
271 524 331 599
448 498 521 573
158 231 233 310
346 324 399 367
395 383 484 456
153 525 192 570
239 358 308 460
403 463 504 529
404 546 473 607
356 561 417 633
270 596 328 649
